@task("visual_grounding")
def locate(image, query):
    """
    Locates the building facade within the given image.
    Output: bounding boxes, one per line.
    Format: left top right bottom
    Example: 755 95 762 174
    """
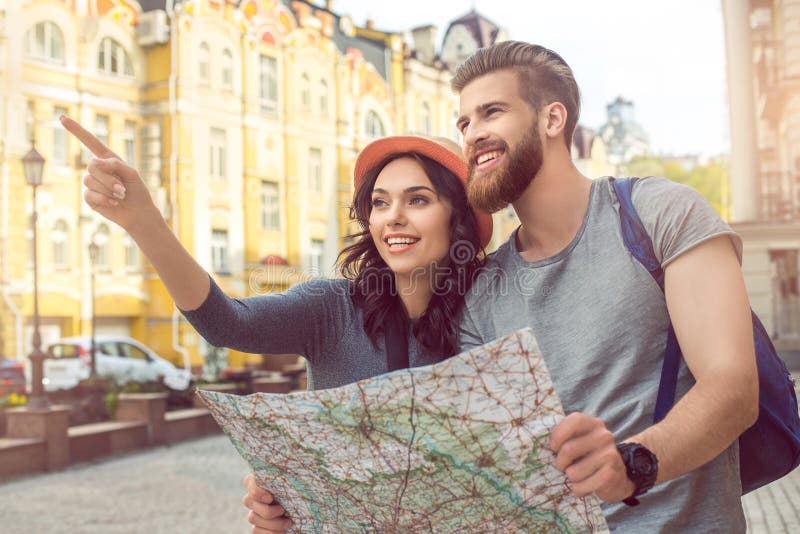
722 0 800 351
1 0 612 373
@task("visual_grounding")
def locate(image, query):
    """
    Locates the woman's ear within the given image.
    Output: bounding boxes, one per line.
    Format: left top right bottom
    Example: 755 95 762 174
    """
543 102 568 139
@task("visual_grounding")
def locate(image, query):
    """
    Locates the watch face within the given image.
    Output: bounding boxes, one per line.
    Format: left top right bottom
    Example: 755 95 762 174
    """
618 443 658 498
632 449 654 474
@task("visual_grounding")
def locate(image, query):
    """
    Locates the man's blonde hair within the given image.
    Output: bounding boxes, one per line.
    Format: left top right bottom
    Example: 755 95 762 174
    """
451 41 581 149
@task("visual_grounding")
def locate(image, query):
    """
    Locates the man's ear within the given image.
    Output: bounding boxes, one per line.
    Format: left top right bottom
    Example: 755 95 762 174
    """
543 102 568 139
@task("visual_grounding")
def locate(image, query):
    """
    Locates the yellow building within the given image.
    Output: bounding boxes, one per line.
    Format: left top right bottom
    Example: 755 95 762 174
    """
0 0 611 374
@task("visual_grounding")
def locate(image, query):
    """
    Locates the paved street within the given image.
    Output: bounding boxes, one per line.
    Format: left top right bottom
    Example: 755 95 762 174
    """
743 466 800 533
742 369 800 533
0 435 251 534
0 431 798 533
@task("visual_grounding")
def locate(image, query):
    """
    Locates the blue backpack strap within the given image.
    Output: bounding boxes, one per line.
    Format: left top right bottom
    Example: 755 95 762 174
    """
611 177 681 424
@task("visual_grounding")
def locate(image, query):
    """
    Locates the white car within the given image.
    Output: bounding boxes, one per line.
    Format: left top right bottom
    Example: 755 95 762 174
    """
44 336 191 392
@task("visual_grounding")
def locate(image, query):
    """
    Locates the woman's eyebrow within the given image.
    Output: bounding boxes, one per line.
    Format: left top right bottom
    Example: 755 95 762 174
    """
372 186 437 195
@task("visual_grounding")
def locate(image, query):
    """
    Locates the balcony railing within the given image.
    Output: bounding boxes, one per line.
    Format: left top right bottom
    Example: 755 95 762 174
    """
761 171 800 221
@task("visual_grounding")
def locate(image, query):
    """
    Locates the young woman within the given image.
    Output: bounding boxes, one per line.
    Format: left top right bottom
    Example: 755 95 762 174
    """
62 116 492 533
61 117 492 391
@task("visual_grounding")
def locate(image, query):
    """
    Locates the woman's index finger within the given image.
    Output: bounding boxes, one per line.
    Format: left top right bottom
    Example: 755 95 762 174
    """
59 115 120 159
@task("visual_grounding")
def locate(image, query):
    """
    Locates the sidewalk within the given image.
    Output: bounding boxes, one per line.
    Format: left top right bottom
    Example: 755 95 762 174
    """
743 466 800 532
742 371 800 533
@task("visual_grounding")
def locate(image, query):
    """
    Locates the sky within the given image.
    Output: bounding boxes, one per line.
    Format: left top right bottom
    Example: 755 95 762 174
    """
331 0 730 158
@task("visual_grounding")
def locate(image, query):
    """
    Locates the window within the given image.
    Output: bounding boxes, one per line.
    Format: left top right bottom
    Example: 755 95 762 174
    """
124 235 139 271
52 220 69 268
24 21 65 64
26 101 35 144
209 128 227 180
300 73 310 111
319 80 329 116
308 147 322 192
53 106 68 164
221 49 233 90
420 102 431 136
260 181 280 230
95 115 109 147
97 37 133 77
198 43 210 85
309 239 324 276
94 224 111 270
451 109 461 142
259 55 278 114
119 343 149 361
211 230 229 274
771 250 800 338
123 121 137 166
97 342 121 357
365 110 385 139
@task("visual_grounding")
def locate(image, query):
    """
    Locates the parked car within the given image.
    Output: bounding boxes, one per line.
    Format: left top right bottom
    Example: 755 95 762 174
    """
44 336 191 392
0 357 26 396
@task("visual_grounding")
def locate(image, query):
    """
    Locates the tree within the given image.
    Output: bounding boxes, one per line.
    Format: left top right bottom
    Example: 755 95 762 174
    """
622 156 729 218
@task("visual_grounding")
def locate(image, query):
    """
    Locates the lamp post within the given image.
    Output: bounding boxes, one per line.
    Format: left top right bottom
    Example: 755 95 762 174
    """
88 239 99 378
22 141 48 409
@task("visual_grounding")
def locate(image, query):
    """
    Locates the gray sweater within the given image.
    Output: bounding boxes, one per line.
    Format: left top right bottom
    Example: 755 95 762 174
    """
182 277 442 390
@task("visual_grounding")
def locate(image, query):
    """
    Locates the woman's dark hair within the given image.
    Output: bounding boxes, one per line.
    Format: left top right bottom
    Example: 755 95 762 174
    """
338 152 483 357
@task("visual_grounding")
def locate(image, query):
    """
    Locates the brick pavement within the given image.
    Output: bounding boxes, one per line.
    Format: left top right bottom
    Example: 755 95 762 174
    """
742 372 800 533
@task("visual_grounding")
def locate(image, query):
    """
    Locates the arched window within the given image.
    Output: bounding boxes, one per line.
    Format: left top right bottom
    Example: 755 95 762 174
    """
221 48 233 90
300 73 311 111
24 21 65 64
420 102 431 136
319 80 329 116
52 220 69 268
198 43 210 85
365 110 385 139
97 37 134 77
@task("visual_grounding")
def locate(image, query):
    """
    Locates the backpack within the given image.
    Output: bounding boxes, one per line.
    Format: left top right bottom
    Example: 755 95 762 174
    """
611 176 800 494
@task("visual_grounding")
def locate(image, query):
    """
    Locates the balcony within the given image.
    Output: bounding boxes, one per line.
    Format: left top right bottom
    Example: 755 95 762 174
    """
761 171 800 221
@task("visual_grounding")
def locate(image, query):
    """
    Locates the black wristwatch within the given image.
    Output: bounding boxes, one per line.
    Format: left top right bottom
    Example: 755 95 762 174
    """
616 442 658 506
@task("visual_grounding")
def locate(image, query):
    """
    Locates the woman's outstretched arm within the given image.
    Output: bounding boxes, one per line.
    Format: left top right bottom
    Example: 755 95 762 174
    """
61 115 210 311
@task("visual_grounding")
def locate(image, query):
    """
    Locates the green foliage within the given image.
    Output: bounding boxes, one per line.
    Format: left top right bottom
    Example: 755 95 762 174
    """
622 156 730 218
103 380 169 418
0 392 27 407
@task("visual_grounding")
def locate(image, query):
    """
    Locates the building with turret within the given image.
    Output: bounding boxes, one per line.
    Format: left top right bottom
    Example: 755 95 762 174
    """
598 96 650 166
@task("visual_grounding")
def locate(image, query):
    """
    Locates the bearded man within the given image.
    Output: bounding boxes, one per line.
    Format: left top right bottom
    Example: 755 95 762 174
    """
453 41 756 532
244 41 758 533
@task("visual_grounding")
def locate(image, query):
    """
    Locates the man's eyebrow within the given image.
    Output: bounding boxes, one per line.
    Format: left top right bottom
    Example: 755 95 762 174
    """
457 101 510 125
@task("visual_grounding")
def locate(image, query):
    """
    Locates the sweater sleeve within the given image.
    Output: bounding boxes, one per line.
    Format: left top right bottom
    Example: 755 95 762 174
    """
180 277 351 363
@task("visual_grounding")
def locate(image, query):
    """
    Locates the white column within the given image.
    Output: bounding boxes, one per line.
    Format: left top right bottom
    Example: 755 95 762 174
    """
782 0 800 184
722 0 760 222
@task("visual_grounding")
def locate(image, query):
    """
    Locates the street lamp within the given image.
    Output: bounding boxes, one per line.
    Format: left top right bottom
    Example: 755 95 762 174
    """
88 238 99 378
22 140 48 409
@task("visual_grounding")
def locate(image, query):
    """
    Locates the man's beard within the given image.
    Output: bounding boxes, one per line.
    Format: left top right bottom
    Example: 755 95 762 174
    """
467 129 543 213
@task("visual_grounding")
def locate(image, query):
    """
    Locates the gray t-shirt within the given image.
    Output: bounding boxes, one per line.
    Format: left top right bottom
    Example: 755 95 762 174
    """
459 177 745 532
182 277 442 390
